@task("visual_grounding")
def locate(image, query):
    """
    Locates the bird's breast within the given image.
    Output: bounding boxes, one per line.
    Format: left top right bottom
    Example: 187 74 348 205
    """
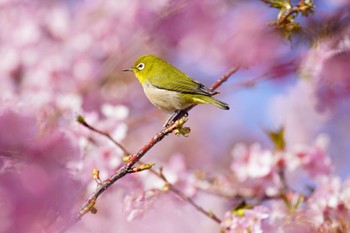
143 82 191 113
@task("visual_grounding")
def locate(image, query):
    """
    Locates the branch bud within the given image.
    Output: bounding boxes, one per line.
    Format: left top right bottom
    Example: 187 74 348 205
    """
131 163 155 173
92 168 101 184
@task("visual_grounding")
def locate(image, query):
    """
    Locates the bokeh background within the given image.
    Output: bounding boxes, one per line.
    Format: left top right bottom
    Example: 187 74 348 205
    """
1 0 350 232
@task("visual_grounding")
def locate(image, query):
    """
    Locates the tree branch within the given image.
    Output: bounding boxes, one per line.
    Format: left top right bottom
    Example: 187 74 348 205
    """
74 117 187 220
75 116 222 224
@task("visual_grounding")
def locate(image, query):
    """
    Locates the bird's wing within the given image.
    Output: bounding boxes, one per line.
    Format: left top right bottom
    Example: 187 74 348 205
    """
148 67 213 95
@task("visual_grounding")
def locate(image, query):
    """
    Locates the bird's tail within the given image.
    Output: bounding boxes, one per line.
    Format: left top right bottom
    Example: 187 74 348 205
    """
192 95 229 110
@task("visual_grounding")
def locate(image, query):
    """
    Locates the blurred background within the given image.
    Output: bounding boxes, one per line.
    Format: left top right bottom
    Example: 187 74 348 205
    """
1 0 350 232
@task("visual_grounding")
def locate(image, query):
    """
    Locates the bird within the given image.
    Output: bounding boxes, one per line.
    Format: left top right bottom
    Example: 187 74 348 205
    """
123 54 229 113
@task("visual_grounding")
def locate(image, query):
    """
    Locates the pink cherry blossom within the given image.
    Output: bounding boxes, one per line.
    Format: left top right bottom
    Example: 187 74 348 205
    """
230 143 282 197
221 206 269 233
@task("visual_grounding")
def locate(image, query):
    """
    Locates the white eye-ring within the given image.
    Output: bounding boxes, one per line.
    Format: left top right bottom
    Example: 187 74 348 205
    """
137 63 145 70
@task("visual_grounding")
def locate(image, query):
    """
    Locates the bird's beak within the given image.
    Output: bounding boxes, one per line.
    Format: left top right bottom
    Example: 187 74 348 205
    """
123 67 134 72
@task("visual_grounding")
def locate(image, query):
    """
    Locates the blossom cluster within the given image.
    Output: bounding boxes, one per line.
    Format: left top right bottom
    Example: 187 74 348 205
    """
220 135 350 233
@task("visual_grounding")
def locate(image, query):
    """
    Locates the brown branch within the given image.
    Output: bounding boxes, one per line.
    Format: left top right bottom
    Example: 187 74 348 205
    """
76 118 222 224
275 6 300 27
274 0 314 27
209 66 240 91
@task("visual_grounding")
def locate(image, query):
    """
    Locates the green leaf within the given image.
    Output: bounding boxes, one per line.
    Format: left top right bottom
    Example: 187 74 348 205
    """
266 128 286 151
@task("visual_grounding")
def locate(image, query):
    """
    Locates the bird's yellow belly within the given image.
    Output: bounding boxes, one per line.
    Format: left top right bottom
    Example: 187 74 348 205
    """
143 82 191 113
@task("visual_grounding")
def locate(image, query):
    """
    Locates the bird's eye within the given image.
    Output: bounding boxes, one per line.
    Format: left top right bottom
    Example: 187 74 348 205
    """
137 63 145 70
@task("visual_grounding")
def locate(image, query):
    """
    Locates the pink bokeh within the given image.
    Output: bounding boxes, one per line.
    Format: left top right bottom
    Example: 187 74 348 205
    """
1 0 350 233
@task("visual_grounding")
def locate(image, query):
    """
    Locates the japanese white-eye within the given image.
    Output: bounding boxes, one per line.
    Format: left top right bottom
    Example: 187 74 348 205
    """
123 55 229 113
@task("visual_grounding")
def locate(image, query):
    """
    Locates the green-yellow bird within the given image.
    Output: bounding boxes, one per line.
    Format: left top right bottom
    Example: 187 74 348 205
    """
123 54 229 113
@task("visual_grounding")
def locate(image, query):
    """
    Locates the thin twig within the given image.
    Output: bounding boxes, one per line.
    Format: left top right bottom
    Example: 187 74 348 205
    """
77 115 130 156
158 168 222 223
209 66 240 91
276 6 299 26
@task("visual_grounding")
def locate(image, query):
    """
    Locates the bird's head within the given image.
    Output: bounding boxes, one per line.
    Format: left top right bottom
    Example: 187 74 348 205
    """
123 55 160 84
